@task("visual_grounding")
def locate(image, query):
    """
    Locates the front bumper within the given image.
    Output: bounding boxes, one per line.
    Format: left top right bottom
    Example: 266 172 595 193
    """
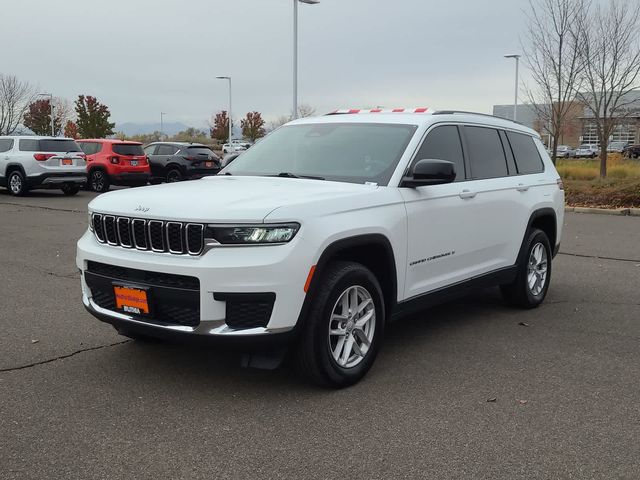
76 230 311 339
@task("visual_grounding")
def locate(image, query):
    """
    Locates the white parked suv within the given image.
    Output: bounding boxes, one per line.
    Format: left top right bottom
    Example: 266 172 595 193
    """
77 109 564 387
0 136 87 196
222 139 251 154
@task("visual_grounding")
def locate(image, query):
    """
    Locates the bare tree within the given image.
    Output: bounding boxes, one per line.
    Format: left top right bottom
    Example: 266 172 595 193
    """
576 0 640 177
267 114 292 132
0 74 36 135
297 104 316 118
523 0 587 163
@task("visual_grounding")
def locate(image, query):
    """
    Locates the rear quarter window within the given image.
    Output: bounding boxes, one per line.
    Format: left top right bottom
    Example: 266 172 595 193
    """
0 138 14 153
19 139 39 151
507 132 544 174
79 142 102 155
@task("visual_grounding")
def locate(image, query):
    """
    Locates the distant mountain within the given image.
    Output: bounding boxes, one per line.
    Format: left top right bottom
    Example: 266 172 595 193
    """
115 122 192 136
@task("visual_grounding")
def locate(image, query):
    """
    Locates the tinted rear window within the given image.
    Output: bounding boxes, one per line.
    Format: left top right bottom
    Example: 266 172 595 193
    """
113 144 144 156
19 139 82 152
185 146 217 158
464 127 508 179
506 132 544 174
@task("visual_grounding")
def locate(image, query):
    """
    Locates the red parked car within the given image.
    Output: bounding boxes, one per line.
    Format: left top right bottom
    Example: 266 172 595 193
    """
77 139 150 192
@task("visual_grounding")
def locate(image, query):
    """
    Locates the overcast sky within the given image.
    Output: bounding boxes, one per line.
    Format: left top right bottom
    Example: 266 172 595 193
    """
3 0 532 127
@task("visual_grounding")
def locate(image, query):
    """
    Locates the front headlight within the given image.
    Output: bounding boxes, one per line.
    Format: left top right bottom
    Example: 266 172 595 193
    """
205 223 300 245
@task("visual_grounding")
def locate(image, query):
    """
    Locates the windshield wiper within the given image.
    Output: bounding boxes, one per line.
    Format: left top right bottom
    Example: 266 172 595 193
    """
269 172 325 180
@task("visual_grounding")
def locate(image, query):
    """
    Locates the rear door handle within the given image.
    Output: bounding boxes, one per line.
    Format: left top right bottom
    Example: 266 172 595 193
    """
459 189 477 199
516 183 530 192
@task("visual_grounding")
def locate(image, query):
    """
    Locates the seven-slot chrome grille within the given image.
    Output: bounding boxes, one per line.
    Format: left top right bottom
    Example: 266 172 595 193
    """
91 213 204 255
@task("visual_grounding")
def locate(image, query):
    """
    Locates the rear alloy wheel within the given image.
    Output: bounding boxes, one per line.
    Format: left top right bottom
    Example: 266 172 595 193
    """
89 170 110 193
500 228 552 309
61 184 80 196
295 261 385 388
8 171 27 196
166 168 182 183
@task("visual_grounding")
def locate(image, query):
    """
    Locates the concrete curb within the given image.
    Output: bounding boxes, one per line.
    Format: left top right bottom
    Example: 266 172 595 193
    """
566 206 634 216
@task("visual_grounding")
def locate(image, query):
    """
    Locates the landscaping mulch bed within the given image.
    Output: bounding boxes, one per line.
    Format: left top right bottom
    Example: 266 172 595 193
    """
564 179 640 208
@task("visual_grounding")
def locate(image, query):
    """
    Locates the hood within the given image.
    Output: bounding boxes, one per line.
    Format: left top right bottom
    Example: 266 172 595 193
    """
88 175 380 223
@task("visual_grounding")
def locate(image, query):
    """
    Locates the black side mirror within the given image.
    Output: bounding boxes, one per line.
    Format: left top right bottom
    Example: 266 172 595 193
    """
401 159 456 187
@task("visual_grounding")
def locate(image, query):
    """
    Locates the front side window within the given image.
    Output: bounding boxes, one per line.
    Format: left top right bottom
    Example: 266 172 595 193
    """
506 131 544 174
0 138 13 153
464 126 508 179
225 123 418 185
413 125 465 181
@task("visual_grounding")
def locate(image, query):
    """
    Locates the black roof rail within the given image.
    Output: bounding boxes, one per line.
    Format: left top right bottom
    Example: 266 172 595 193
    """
433 110 523 125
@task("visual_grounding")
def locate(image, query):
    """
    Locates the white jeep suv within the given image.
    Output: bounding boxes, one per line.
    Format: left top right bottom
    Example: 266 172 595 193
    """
0 136 87 196
77 109 564 387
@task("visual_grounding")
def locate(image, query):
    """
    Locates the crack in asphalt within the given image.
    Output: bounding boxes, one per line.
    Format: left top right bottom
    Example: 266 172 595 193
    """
558 251 640 263
0 340 130 373
0 201 85 214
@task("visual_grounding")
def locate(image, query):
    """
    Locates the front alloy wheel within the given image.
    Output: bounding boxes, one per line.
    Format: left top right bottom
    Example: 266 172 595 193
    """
328 286 376 368
295 261 385 388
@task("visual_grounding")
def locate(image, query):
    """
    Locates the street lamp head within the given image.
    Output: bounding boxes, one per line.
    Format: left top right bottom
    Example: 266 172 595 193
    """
504 54 521 59
216 76 231 80
299 0 320 4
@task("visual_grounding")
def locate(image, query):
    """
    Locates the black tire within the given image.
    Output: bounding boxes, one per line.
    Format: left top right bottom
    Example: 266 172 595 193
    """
7 170 28 196
500 228 552 309
61 184 80 196
294 261 385 388
165 168 182 183
89 169 110 193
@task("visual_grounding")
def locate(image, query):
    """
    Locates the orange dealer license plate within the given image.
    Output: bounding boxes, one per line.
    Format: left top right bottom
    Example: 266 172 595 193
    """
113 285 150 316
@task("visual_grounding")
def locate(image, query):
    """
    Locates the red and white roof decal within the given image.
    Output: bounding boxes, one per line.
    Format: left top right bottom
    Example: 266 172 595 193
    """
330 107 433 115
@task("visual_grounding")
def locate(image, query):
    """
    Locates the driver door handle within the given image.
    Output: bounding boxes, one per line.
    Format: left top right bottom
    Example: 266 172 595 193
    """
459 189 477 199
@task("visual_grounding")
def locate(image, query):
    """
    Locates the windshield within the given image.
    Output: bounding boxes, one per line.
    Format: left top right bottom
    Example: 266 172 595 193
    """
224 123 417 185
113 143 144 156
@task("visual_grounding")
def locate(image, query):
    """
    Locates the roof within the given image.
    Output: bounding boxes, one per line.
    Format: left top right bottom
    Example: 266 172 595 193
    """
77 138 142 145
0 135 75 140
289 108 538 136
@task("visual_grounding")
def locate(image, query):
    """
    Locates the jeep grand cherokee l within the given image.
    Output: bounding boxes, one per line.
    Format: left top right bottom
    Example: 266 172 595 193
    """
77 109 564 388
0 136 87 196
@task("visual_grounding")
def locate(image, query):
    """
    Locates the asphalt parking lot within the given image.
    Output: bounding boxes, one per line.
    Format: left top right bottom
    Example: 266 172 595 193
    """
1 188 639 479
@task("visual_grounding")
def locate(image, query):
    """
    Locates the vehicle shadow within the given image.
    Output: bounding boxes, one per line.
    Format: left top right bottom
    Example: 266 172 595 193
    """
97 288 511 392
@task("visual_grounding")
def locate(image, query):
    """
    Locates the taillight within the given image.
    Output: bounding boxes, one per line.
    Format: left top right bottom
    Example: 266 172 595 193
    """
110 156 120 164
78 153 86 160
33 153 55 161
557 178 564 190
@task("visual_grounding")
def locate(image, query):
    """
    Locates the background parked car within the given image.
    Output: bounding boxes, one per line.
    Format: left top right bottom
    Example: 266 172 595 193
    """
222 139 252 154
0 136 86 196
221 152 242 168
574 144 599 158
78 139 150 193
607 141 629 153
623 144 640 158
143 142 221 183
555 145 575 158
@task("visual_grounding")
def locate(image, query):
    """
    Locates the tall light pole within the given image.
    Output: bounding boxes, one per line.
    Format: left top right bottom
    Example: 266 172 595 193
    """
160 112 166 139
37 93 54 136
216 76 232 142
504 54 521 121
293 0 320 119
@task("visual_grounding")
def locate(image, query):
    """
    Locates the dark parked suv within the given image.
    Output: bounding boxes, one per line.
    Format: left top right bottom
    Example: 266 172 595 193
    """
143 142 221 183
